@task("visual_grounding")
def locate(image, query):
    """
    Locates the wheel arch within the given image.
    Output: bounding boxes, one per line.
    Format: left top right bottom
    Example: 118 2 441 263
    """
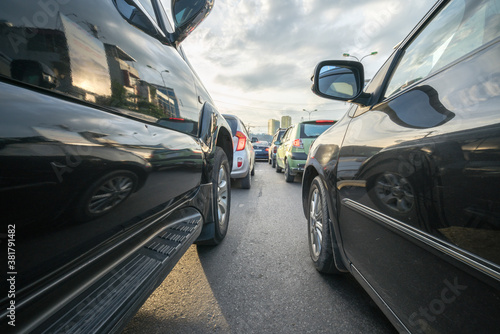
303 164 349 273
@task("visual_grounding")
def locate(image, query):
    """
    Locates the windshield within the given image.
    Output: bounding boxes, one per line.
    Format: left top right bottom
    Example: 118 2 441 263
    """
300 123 334 138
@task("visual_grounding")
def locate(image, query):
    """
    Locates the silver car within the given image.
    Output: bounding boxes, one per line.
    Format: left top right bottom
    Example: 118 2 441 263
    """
223 114 255 189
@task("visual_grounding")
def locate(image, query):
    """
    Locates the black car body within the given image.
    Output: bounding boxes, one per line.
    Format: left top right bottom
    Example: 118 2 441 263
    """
0 0 233 332
302 0 500 333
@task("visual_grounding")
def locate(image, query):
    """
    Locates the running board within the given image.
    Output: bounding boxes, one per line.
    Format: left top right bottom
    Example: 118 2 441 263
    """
38 209 203 333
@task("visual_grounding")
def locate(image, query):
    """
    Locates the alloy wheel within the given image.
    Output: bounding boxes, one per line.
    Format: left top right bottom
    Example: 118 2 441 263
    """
217 165 229 228
309 187 323 260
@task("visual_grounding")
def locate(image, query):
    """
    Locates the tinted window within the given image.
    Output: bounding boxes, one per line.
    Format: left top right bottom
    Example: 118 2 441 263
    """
385 0 500 98
115 0 159 36
300 123 334 138
136 0 157 20
225 117 238 135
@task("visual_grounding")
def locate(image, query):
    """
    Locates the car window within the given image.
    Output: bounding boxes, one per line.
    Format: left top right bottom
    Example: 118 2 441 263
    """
300 123 333 138
136 0 157 21
283 127 292 142
158 0 175 33
385 0 500 98
225 118 238 135
115 0 159 37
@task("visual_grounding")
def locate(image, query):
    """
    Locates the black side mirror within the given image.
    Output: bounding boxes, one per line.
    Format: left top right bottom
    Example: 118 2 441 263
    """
312 60 370 106
171 0 214 45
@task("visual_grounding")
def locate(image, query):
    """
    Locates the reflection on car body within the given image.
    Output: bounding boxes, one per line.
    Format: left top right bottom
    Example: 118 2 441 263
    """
0 0 233 333
303 0 500 333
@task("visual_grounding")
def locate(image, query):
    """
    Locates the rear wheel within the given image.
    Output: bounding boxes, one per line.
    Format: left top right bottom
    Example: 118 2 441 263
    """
272 157 276 168
241 168 251 189
276 160 282 173
284 160 294 183
308 176 342 274
209 147 231 244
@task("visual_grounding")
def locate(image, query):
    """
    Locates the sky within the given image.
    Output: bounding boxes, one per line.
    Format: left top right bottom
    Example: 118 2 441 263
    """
182 0 438 133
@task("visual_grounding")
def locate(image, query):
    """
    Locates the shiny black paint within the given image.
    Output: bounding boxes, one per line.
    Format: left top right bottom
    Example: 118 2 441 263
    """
0 0 231 331
304 1 500 332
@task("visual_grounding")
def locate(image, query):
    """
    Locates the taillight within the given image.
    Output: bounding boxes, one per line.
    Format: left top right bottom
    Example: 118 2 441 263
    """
265 147 269 151
293 139 303 148
273 146 277 153
235 131 246 151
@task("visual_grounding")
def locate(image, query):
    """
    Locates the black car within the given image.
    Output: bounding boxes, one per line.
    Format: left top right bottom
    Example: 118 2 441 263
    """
253 141 270 161
302 0 500 333
0 0 233 332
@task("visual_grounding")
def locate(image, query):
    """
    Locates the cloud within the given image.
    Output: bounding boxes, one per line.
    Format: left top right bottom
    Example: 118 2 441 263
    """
182 0 437 131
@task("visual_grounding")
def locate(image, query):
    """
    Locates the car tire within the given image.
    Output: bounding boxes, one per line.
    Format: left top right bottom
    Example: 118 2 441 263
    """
208 147 231 244
307 176 342 274
276 161 282 173
76 170 137 222
251 162 255 176
284 160 294 183
272 157 276 168
241 168 251 189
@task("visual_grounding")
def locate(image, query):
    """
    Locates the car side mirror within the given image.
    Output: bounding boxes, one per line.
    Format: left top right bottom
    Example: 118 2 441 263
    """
274 141 281 145
311 60 370 106
171 0 214 45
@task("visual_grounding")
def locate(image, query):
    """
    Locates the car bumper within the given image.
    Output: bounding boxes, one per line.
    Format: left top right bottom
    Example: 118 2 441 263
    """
230 151 251 179
289 152 307 174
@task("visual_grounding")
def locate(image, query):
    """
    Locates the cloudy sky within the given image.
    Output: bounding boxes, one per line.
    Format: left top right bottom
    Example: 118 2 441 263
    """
182 0 437 133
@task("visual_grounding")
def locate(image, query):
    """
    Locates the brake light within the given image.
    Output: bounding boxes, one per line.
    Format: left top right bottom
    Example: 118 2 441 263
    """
169 117 185 121
265 147 269 151
235 131 246 151
293 139 303 148
273 146 277 153
315 120 334 123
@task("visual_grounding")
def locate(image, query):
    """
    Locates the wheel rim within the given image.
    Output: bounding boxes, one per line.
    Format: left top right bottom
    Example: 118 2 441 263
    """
88 175 134 214
217 165 229 228
309 187 323 260
375 173 414 213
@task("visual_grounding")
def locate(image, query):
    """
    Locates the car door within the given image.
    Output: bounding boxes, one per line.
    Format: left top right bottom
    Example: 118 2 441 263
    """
336 0 500 332
277 126 293 168
0 0 205 319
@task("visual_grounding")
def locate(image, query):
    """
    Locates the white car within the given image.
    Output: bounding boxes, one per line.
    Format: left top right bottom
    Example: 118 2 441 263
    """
223 114 255 189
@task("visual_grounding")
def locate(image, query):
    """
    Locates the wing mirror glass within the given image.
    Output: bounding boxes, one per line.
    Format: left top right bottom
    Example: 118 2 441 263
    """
312 60 366 104
171 0 213 44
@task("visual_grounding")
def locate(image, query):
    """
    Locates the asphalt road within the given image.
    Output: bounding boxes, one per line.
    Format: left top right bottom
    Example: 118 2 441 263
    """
123 162 397 334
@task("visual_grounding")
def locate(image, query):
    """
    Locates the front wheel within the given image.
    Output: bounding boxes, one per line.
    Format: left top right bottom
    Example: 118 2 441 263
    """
210 147 231 244
284 160 294 183
241 168 251 189
307 176 343 274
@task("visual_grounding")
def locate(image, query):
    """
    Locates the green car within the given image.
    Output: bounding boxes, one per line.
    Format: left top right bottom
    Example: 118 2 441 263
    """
275 120 336 182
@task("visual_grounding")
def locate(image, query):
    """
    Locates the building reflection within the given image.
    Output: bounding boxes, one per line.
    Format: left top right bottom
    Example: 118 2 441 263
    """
0 13 180 123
